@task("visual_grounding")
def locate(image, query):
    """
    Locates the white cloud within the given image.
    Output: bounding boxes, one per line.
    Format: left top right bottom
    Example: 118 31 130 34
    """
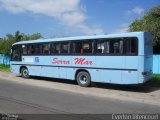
78 25 103 35
127 6 144 16
0 0 103 35
112 23 129 34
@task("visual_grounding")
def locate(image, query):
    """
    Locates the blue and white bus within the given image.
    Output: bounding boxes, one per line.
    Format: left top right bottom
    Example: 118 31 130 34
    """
10 32 153 87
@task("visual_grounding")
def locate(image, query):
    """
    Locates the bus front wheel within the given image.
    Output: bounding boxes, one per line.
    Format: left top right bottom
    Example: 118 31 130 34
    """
21 68 30 79
76 71 91 87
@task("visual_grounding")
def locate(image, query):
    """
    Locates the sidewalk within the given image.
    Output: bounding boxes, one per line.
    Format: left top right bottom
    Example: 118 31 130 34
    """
0 71 160 106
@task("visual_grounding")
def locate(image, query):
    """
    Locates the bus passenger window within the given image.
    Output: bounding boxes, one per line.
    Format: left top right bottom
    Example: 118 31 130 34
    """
126 38 138 55
51 43 60 54
28 44 41 55
61 43 69 54
73 42 82 54
106 41 110 54
42 44 50 55
111 42 119 53
34 44 41 54
110 40 123 54
82 41 92 54
28 45 34 54
22 45 27 55
131 39 138 54
96 41 105 54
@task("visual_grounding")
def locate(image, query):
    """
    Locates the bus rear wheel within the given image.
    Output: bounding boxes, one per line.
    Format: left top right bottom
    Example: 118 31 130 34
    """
21 67 30 79
76 71 91 87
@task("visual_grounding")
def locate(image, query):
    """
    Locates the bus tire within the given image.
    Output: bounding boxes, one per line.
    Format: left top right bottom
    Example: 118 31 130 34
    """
21 67 30 79
76 71 91 87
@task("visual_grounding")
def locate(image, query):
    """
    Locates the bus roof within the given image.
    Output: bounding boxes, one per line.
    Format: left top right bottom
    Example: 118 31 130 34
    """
13 31 147 45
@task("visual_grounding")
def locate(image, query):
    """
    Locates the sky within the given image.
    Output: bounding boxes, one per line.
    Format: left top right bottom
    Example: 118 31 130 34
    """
0 0 159 38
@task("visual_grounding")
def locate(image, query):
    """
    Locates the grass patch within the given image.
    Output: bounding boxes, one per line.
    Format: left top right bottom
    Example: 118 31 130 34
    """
145 74 160 88
0 64 10 72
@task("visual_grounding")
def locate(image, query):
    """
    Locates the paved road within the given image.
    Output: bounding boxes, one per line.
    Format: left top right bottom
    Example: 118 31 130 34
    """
0 78 160 115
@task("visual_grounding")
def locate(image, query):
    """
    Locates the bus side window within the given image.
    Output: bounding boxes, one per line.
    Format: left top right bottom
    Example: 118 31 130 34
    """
82 41 93 54
73 41 83 54
42 43 50 55
96 41 105 54
51 43 60 54
126 38 138 55
73 41 93 54
34 44 41 54
60 42 69 54
51 43 55 54
109 40 124 54
22 45 27 55
28 44 41 55
28 45 34 55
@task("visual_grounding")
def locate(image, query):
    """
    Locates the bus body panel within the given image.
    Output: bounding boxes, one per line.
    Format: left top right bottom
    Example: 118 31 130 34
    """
122 56 139 84
138 56 146 83
95 56 125 83
11 63 20 74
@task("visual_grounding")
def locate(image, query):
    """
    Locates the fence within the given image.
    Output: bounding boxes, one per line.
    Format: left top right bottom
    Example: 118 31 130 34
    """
0 54 160 74
153 55 160 74
0 54 10 65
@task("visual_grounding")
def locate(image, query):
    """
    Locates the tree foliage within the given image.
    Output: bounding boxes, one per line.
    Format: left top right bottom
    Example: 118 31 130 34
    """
129 5 160 54
0 31 42 55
